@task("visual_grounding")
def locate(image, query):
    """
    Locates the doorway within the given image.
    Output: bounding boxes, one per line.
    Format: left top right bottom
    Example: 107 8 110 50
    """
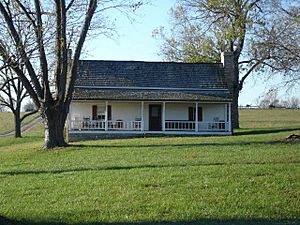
149 104 162 131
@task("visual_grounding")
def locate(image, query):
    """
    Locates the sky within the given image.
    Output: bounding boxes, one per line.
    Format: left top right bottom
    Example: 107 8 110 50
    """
84 0 299 106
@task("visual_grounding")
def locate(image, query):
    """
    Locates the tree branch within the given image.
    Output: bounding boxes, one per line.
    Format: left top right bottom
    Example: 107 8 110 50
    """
34 0 51 102
66 0 76 11
0 3 43 98
66 0 97 103
20 110 38 122
239 54 270 91
0 76 18 91
58 0 68 104
0 41 40 107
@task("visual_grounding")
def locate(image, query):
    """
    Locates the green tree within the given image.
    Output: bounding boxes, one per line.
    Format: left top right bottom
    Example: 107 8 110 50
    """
154 0 300 128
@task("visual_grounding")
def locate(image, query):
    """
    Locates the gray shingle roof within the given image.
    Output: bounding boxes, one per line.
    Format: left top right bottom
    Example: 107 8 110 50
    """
74 60 232 102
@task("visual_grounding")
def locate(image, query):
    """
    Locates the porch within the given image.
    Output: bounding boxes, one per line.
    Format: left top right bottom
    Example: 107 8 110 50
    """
68 101 232 136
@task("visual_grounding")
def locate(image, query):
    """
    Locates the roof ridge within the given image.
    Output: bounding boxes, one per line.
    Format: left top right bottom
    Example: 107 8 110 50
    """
79 59 222 65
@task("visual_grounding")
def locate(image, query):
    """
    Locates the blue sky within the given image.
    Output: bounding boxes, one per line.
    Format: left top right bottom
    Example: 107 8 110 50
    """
85 0 299 106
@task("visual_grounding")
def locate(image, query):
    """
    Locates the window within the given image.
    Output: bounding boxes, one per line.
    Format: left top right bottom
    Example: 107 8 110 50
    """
97 106 105 120
188 107 203 121
92 105 111 120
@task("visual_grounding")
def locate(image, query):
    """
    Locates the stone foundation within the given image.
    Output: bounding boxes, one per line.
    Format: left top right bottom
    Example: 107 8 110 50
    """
68 132 147 142
67 131 231 142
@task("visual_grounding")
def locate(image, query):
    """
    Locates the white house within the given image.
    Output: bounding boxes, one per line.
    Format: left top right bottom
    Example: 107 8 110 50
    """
67 52 234 141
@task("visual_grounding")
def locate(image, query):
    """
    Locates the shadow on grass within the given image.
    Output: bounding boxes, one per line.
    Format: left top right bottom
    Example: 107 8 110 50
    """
1 216 299 225
1 160 299 176
66 127 300 150
235 127 300 136
70 138 297 150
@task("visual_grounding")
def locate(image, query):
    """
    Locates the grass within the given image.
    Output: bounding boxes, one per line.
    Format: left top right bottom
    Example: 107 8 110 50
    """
239 108 300 128
0 112 38 135
0 109 299 225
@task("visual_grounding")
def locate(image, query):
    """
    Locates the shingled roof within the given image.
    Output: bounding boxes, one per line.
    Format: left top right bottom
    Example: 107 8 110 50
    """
73 60 232 102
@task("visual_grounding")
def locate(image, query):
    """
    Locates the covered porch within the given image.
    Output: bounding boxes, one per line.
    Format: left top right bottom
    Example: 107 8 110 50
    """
68 101 232 136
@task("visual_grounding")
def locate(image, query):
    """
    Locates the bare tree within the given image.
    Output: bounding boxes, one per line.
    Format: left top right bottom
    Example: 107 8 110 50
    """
0 0 143 149
0 96 5 112
154 0 300 128
23 100 36 112
258 89 281 109
0 67 37 137
281 97 300 109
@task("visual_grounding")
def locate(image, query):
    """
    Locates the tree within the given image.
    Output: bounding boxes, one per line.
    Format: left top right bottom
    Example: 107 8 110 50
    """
258 89 280 108
0 96 5 112
0 0 143 149
154 0 300 128
23 100 36 112
281 97 300 109
0 9 38 138
0 67 37 137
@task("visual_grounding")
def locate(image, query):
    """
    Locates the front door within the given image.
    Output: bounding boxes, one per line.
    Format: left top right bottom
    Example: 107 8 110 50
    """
149 104 162 131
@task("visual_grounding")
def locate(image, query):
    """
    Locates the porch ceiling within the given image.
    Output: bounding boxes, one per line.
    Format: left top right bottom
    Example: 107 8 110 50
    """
73 87 232 102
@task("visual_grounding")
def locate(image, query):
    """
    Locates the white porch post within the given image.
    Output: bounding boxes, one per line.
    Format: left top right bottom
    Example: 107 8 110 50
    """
162 102 166 131
195 102 199 132
141 101 144 131
68 103 72 131
105 101 108 131
228 103 232 132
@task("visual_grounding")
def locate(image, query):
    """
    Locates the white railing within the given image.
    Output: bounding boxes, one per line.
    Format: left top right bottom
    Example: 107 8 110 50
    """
71 120 229 132
165 121 195 131
165 121 229 132
198 122 229 132
108 121 141 130
71 120 141 131
71 120 106 130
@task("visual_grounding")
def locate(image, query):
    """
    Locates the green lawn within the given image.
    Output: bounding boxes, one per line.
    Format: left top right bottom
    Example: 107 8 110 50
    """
0 110 299 225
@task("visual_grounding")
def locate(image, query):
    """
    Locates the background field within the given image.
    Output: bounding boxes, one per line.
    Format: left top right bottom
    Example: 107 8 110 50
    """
239 109 300 128
2 108 300 137
0 109 299 225
0 112 38 135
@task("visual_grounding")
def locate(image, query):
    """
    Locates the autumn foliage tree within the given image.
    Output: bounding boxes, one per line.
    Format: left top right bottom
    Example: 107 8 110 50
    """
0 0 143 149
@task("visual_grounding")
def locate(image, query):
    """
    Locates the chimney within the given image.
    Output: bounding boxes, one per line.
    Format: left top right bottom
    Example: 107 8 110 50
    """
221 52 235 94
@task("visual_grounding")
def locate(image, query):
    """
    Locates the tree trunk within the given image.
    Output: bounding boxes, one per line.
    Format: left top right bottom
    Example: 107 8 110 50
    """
14 110 22 138
231 53 240 129
41 104 68 149
232 85 240 129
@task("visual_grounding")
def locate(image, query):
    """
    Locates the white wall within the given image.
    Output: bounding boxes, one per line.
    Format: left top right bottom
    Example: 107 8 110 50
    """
111 102 141 121
70 101 142 121
71 101 101 120
201 103 226 122
165 103 226 121
165 103 194 120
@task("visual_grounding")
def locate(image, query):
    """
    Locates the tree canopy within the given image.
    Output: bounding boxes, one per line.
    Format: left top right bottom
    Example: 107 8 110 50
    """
154 0 300 127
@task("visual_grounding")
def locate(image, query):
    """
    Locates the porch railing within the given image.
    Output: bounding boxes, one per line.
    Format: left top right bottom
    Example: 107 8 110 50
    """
198 121 229 132
165 121 229 132
70 120 229 132
165 121 195 131
70 120 141 131
108 121 141 130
